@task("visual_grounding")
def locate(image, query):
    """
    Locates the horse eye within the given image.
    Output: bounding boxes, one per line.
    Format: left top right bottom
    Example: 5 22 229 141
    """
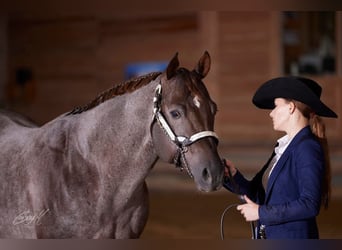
170 110 181 119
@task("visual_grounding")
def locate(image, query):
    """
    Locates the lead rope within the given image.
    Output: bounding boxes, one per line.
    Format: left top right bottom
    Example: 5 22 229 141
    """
179 147 193 178
219 161 257 239
220 203 240 239
220 199 257 239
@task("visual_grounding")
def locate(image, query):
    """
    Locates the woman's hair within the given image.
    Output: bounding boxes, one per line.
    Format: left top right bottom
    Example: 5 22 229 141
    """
292 100 331 209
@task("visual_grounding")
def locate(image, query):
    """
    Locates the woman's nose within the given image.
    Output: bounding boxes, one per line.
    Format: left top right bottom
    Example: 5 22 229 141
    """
269 110 274 118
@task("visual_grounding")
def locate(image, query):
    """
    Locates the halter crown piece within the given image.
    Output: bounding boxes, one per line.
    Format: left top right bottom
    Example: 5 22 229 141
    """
152 81 219 178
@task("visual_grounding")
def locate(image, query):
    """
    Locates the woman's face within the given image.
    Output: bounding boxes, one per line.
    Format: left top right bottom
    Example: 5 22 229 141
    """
269 98 292 132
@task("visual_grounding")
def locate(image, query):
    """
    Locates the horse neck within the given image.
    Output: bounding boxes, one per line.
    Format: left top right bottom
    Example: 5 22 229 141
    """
70 80 160 182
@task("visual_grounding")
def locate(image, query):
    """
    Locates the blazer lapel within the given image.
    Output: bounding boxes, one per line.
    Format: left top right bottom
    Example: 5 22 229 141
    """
264 149 290 202
264 126 312 203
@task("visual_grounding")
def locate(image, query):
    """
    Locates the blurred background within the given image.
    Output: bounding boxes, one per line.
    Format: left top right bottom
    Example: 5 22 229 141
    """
0 4 341 238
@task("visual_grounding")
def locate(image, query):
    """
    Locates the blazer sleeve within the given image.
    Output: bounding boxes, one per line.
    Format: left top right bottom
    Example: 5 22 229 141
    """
223 170 251 195
223 148 276 202
259 139 324 226
223 169 265 202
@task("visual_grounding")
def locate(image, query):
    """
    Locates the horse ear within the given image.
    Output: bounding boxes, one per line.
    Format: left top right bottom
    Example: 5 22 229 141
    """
194 51 211 79
166 52 179 79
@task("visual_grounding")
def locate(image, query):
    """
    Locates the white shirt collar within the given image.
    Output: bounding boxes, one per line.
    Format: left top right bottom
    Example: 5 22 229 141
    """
265 134 293 179
274 134 292 156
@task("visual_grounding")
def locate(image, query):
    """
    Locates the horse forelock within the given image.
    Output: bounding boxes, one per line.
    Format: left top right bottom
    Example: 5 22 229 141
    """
178 67 218 115
66 72 162 115
176 68 214 103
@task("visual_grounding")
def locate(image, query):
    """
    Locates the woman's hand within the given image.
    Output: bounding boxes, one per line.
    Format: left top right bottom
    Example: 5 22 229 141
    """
222 158 237 177
237 195 259 222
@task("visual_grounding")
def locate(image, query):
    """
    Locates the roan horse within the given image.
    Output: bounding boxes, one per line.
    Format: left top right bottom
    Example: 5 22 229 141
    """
0 51 223 238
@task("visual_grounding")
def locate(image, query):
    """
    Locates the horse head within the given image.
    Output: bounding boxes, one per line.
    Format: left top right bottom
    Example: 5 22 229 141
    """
151 51 223 192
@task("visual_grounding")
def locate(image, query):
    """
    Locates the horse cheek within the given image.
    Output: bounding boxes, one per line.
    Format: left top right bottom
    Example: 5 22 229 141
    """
151 123 176 163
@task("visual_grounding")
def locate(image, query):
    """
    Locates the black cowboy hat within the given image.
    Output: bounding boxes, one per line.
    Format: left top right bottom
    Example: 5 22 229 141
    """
252 76 338 118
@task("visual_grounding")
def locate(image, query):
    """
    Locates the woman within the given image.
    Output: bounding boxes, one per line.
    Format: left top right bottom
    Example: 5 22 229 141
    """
223 76 338 239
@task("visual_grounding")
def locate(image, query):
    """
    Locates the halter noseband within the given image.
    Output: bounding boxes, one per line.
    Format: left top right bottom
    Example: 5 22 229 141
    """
151 81 219 178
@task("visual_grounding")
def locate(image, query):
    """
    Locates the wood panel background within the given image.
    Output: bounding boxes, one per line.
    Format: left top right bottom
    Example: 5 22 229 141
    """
2 11 342 170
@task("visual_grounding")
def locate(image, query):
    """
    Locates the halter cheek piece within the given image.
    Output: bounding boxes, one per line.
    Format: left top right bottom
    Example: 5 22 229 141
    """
151 82 219 178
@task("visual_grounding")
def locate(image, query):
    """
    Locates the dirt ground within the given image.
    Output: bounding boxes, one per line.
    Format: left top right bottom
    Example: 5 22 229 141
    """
140 166 342 239
141 190 342 239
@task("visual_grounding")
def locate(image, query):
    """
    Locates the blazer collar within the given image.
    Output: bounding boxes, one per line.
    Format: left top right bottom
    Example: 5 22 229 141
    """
265 126 312 201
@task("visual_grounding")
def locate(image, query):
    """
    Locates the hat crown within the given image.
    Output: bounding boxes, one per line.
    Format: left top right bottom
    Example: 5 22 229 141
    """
295 77 322 98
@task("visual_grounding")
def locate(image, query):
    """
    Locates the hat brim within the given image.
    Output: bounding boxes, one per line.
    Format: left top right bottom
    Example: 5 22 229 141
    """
252 77 338 118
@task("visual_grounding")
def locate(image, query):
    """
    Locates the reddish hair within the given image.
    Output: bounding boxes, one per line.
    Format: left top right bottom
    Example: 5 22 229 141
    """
293 100 331 209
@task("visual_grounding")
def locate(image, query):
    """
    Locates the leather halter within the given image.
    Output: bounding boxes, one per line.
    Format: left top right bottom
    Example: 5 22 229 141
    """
151 81 219 178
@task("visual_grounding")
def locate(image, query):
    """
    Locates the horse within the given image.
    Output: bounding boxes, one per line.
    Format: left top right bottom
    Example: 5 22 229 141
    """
0 51 223 238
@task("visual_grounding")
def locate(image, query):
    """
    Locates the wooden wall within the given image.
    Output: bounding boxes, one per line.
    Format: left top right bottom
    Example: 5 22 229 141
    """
212 12 341 146
4 11 342 148
0 16 7 106
6 13 202 123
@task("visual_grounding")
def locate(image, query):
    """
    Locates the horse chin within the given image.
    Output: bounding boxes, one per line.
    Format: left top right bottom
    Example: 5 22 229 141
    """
194 176 223 192
190 160 224 192
196 183 222 193
199 186 217 193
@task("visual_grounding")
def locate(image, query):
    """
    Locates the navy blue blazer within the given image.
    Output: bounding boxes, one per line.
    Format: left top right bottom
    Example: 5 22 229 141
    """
223 126 325 239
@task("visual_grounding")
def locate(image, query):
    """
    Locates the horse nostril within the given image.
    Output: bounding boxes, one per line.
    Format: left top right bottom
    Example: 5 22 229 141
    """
202 168 212 182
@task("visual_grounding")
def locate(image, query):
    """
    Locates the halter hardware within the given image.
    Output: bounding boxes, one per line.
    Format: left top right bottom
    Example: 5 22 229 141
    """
151 81 219 178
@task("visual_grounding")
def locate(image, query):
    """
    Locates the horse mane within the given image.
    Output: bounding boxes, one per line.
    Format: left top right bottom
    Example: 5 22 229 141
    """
66 72 162 115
